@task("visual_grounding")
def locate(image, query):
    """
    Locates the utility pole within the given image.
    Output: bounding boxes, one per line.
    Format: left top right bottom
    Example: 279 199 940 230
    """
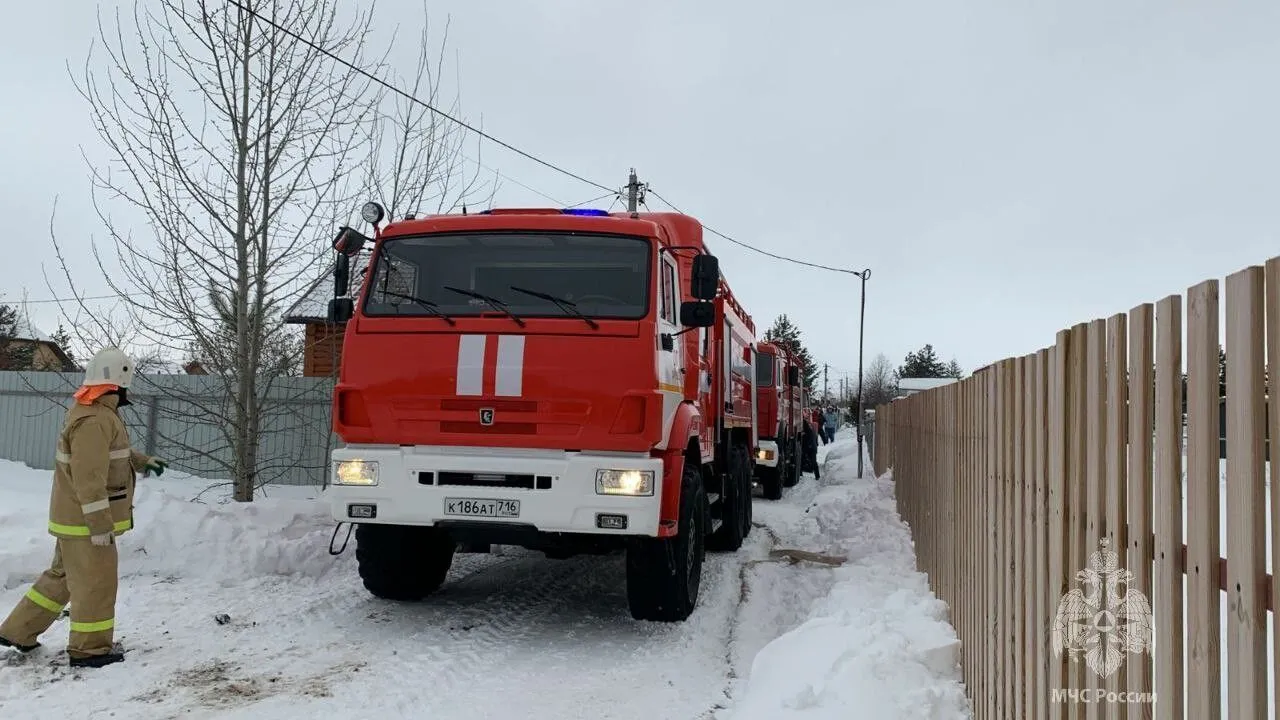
823 364 828 403
856 269 870 478
626 168 646 213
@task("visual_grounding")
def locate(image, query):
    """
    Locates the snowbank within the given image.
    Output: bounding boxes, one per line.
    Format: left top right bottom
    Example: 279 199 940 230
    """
0 459 344 592
728 431 971 720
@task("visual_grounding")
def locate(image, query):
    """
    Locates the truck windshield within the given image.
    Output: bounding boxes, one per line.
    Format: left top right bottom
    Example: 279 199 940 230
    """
363 232 651 320
756 352 775 385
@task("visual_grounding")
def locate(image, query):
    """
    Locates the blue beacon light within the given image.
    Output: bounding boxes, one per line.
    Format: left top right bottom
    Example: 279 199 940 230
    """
561 208 611 216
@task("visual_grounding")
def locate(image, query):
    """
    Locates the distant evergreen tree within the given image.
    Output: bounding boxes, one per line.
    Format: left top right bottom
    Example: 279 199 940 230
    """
763 314 818 389
944 359 964 379
0 304 35 370
897 344 950 379
50 324 77 369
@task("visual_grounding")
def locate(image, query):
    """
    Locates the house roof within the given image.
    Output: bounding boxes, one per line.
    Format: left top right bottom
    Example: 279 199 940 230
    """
6 309 76 370
897 377 959 392
284 252 371 324
11 313 51 342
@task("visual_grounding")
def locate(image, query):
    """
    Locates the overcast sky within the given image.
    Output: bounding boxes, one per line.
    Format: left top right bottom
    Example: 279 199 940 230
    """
4 0 1279 385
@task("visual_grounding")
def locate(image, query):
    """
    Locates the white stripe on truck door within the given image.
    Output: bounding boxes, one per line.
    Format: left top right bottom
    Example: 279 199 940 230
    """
456 335 486 396
495 335 525 396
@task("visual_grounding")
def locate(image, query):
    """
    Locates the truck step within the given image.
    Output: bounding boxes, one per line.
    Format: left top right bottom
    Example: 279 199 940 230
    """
709 518 723 534
706 492 721 506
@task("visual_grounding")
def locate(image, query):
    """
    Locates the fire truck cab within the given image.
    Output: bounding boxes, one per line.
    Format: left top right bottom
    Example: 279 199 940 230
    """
322 203 756 622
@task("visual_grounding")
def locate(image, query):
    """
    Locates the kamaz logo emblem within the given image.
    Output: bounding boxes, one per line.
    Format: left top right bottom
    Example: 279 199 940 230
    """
478 408 496 426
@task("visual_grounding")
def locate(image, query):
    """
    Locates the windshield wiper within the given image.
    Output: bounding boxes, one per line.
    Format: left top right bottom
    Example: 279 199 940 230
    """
508 285 599 330
443 286 526 327
378 291 457 325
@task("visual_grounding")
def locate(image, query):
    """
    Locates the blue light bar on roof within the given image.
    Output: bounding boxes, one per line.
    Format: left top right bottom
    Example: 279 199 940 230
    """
561 208 610 216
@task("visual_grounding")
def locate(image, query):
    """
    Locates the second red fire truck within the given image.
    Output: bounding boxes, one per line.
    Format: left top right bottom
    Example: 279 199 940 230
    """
322 203 758 622
752 342 807 499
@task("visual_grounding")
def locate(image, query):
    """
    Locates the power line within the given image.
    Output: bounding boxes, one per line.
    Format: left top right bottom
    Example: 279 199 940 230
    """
3 292 141 306
464 153 569 206
233 0 865 281
567 191 622 208
647 189 869 277
227 0 617 195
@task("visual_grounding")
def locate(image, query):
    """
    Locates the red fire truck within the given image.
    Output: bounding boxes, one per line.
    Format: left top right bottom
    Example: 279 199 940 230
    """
322 203 757 622
752 342 807 499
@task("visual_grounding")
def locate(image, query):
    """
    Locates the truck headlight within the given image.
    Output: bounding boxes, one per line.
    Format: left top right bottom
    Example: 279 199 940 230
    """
595 469 654 496
334 460 379 486
757 448 775 462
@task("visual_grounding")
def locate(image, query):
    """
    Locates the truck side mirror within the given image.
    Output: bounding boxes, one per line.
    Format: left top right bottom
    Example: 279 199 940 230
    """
328 297 354 323
679 301 715 328
689 254 719 301
332 226 368 256
787 366 800 387
334 252 350 298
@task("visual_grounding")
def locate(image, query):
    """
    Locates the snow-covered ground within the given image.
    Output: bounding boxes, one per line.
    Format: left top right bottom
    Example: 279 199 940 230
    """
0 429 969 719
727 438 970 720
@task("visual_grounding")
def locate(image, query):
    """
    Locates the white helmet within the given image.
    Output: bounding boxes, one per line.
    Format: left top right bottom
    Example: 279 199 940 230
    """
83 347 136 388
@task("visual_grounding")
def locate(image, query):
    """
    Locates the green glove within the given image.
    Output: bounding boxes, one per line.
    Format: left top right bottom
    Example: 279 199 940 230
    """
143 458 168 477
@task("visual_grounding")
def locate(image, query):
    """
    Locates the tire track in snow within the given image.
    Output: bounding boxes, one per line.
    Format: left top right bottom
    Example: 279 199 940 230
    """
407 545 753 720
338 550 614 717
698 522 781 719
701 466 846 719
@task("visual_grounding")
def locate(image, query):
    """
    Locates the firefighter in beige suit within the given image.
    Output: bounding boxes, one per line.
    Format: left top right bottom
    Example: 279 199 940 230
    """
0 348 167 668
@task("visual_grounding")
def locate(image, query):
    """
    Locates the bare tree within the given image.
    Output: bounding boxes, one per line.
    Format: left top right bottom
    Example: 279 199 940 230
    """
47 0 387 502
42 200 155 362
359 4 498 219
860 353 898 410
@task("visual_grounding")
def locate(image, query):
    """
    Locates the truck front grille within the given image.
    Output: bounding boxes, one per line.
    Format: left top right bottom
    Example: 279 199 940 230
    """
432 471 554 490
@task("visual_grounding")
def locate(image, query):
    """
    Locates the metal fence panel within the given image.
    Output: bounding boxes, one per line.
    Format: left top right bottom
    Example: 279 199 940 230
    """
0 371 335 486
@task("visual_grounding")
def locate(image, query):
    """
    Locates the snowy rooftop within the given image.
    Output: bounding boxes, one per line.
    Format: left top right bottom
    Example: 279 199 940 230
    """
897 377 959 392
13 317 50 342
6 308 51 342
284 252 371 324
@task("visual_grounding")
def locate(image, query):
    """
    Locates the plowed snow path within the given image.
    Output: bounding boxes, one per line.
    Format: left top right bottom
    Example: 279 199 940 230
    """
0 452 843 720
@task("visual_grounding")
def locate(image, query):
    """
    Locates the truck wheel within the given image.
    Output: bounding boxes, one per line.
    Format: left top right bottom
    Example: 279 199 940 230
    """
626 461 706 622
707 447 748 552
355 524 456 601
784 438 801 487
737 446 753 537
759 465 783 501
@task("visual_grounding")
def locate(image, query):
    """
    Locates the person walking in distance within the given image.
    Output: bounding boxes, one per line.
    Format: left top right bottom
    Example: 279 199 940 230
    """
823 405 839 443
0 347 167 668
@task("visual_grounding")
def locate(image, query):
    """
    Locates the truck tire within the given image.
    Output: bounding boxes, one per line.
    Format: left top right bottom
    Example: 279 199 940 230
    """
626 462 706 622
784 437 801 487
759 464 783 501
355 524 456 601
707 446 748 552
739 447 753 537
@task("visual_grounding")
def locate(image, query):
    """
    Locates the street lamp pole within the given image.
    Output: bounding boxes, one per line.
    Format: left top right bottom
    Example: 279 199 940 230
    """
856 269 870 478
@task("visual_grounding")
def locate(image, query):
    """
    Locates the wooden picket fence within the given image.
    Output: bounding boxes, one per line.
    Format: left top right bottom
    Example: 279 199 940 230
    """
874 256 1280 719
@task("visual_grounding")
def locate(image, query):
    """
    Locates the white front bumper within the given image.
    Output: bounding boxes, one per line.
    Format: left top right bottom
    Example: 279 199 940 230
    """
754 440 779 467
325 445 665 537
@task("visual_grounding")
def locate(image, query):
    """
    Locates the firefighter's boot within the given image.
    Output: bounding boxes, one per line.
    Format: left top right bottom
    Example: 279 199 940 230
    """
0 544 70 653
69 651 124 669
0 636 39 653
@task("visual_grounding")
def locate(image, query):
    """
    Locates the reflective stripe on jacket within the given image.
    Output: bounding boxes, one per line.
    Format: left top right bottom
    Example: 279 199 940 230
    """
48 393 149 540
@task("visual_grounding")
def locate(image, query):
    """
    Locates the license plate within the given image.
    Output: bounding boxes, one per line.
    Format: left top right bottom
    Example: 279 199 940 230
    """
444 497 520 518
